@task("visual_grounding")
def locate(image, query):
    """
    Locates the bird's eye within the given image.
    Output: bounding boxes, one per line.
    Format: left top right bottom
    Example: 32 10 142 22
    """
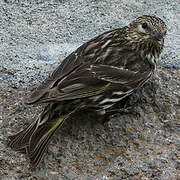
142 23 148 29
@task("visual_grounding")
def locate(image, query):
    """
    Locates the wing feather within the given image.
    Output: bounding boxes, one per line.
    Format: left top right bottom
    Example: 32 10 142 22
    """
25 28 151 105
90 64 151 84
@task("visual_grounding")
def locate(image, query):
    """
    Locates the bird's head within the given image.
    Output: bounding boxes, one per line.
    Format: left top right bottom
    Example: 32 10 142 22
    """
127 15 167 64
128 15 167 45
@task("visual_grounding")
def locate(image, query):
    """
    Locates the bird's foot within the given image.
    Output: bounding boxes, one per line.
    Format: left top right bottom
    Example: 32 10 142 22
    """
106 106 141 117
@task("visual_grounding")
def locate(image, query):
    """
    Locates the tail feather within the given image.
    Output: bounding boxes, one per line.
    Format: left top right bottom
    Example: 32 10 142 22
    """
28 134 50 166
7 104 70 166
8 119 38 152
27 115 68 166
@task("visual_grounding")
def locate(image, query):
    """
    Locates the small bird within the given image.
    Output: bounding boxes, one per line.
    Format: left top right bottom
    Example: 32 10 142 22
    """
8 15 167 166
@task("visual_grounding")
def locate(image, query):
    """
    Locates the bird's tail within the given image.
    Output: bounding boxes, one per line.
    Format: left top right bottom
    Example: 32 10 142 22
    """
7 103 71 167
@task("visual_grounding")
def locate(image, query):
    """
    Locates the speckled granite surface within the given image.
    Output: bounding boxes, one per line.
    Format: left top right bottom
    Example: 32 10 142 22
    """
0 0 179 179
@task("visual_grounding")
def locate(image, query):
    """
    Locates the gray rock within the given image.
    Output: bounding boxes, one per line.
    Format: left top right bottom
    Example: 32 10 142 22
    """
0 0 179 179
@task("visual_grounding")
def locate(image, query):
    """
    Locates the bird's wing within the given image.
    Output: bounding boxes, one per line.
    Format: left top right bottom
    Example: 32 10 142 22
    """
26 61 151 104
89 64 151 85
25 51 82 104
25 29 120 104
28 62 110 104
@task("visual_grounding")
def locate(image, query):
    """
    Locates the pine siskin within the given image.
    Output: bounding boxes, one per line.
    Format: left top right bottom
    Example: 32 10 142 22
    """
8 15 167 166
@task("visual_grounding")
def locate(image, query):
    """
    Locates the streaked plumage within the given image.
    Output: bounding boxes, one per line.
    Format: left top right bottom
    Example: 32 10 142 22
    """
8 15 167 166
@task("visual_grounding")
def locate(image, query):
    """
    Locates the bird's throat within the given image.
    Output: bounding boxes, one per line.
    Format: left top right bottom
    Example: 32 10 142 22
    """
138 40 162 67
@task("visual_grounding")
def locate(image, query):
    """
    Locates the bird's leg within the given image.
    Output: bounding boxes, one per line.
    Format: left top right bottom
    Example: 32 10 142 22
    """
95 108 127 126
105 105 141 120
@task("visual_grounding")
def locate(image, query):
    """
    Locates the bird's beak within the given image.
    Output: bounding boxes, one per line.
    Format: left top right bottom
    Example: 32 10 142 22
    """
152 30 163 41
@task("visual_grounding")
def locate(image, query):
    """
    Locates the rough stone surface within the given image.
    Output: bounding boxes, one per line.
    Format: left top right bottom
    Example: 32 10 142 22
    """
0 0 180 179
